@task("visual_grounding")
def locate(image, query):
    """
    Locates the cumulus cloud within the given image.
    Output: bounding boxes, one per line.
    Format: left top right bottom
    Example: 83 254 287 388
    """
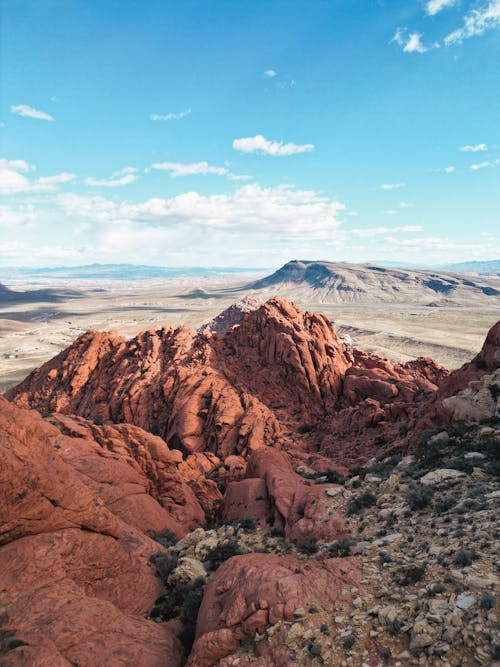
445 0 500 44
444 166 456 173
232 134 314 156
460 143 487 152
0 204 38 227
470 161 494 170
56 184 345 236
0 159 75 195
151 161 229 177
379 182 406 190
264 69 277 77
426 0 457 15
84 167 138 187
392 29 432 53
150 109 191 121
10 104 55 121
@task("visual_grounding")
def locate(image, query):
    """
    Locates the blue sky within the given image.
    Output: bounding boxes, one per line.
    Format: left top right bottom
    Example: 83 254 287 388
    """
1 0 499 268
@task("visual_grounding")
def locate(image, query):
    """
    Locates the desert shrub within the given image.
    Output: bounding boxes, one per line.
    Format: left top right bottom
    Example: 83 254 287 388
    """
406 485 433 510
270 526 284 538
179 577 205 648
380 647 391 661
297 423 313 434
328 538 352 557
297 536 318 555
479 592 495 610
205 540 241 566
152 528 177 548
396 564 426 586
453 549 479 567
324 469 347 484
387 619 404 636
92 414 105 426
433 495 456 513
149 551 178 584
346 491 376 515
237 517 257 532
0 630 26 654
149 576 205 650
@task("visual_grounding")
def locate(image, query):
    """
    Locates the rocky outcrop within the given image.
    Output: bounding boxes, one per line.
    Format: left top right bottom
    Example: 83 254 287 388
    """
197 295 264 334
8 323 280 459
188 553 362 667
0 397 184 665
222 448 348 542
442 368 500 422
2 300 499 667
7 297 462 469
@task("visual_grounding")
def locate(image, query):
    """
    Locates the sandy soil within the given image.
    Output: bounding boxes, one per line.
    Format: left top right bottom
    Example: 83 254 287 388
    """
1 273 498 392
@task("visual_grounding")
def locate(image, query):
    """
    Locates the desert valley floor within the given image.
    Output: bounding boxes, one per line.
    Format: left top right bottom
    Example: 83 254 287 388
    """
1 262 500 392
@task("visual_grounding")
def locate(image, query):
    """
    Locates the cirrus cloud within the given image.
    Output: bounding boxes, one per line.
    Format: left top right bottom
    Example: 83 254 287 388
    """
10 104 54 121
232 134 314 156
84 167 138 188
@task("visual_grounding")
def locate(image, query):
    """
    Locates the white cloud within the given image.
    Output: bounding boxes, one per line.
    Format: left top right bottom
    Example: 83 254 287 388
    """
264 69 277 78
56 184 345 236
404 33 428 53
444 165 456 173
0 158 75 195
346 225 422 237
392 28 439 53
470 161 494 170
426 0 457 15
460 143 487 152
383 209 399 215
151 161 229 177
379 182 406 190
10 104 54 121
392 29 431 53
445 0 500 44
150 109 191 121
0 204 38 227
85 166 138 187
399 202 416 207
0 158 34 173
232 134 314 156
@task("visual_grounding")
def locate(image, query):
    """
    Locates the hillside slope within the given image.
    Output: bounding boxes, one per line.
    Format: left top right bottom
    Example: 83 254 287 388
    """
247 260 500 304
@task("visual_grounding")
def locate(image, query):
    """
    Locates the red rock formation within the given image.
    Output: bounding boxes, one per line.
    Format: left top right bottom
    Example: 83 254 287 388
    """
0 397 184 665
8 323 280 460
188 552 362 666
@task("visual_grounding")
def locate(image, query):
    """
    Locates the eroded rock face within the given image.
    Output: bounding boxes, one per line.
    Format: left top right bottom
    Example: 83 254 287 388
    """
7 297 452 468
0 397 187 665
188 553 362 667
2 301 499 666
442 369 500 422
224 448 349 542
197 295 265 335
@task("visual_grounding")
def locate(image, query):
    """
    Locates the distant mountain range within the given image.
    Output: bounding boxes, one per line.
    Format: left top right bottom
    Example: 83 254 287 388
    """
0 264 266 281
375 259 500 275
1 260 498 282
246 260 500 304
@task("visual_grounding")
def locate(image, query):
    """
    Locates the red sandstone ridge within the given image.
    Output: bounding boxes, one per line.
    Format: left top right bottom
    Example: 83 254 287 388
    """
6 296 459 467
0 397 184 665
2 300 499 666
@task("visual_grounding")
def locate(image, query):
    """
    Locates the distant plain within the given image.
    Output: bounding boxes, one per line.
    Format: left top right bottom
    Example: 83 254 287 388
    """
1 263 499 392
